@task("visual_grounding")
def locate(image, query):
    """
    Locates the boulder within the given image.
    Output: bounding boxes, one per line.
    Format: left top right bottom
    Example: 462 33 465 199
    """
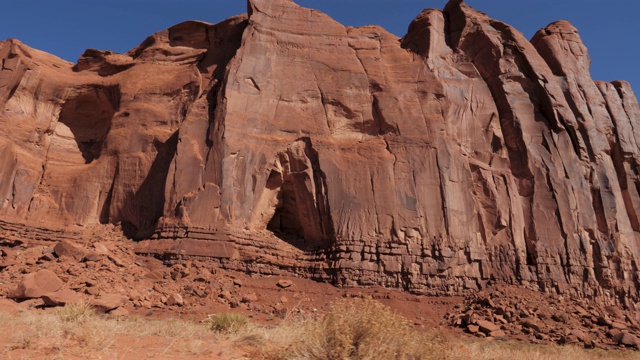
597 316 612 327
276 280 293 288
611 322 627 330
522 320 542 332
477 320 500 334
463 313 478 326
568 329 587 342
608 328 623 339
92 243 110 254
0 298 23 313
83 253 104 262
220 291 233 301
107 254 126 267
91 294 128 313
0 248 15 257
166 293 184 306
42 289 83 307
242 293 258 303
54 240 88 261
10 270 64 299
614 332 638 348
0 260 18 270
85 287 101 296
39 253 57 262
109 307 130 316
129 289 143 302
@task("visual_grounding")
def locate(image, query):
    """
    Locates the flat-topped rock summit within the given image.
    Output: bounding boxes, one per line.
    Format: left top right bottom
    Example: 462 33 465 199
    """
1 0 640 309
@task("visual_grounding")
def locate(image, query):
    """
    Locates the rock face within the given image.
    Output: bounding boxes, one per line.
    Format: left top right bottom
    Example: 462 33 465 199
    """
1 0 640 305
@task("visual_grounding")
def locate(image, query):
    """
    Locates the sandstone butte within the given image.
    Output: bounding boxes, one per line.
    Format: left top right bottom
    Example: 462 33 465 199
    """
1 0 640 309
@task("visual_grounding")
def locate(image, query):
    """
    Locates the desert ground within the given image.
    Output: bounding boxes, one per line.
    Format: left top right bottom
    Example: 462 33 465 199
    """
1 225 639 359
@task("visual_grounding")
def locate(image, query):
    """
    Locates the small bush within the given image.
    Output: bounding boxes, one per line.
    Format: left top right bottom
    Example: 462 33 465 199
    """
206 312 249 333
293 298 435 360
56 302 95 323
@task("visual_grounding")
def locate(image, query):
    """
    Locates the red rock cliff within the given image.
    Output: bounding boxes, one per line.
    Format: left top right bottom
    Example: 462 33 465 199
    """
1 0 640 306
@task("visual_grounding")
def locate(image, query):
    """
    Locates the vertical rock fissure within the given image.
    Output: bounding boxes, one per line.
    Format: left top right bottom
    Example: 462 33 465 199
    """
503 174 524 279
198 18 249 192
435 152 450 237
99 163 119 224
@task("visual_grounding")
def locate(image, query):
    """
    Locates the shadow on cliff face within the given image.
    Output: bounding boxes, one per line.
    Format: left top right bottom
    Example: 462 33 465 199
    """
256 138 335 252
99 131 179 240
124 131 179 240
57 85 120 164
57 83 180 239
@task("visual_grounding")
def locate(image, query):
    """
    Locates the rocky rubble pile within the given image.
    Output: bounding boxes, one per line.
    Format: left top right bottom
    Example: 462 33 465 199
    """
3 230 640 351
0 227 297 320
447 285 640 350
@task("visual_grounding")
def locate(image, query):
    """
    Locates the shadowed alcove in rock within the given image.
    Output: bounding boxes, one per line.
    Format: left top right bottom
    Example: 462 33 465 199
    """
57 85 120 164
252 138 335 252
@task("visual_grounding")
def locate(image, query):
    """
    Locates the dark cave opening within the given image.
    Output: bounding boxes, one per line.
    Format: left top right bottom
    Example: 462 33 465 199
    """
266 176 304 239
257 139 335 252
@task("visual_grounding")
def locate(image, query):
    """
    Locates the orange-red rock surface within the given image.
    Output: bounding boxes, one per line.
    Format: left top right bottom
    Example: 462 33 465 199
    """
2 0 640 307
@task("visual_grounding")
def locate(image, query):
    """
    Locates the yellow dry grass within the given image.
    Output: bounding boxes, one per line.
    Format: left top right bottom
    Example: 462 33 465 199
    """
0 299 638 360
234 298 639 360
0 307 223 359
206 312 250 333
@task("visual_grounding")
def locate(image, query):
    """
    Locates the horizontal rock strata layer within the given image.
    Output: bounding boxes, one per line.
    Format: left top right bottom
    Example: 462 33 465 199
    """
1 0 640 306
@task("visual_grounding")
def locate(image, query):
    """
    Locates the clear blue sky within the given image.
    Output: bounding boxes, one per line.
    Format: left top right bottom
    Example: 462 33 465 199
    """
1 1 638 90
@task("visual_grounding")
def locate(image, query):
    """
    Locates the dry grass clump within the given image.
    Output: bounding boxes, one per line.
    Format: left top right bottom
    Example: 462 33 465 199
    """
232 318 308 359
0 308 216 358
237 298 451 360
294 298 439 359
1 299 639 359
458 340 638 360
55 301 95 322
238 299 638 360
206 312 250 334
